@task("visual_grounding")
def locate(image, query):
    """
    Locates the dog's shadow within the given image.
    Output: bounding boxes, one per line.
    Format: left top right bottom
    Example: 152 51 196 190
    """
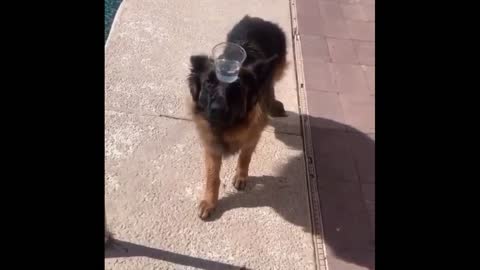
210 111 375 270
209 174 309 228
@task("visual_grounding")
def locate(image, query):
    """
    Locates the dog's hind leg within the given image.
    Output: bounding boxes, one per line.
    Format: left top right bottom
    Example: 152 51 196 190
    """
269 99 287 117
267 56 288 117
267 85 287 117
198 150 222 220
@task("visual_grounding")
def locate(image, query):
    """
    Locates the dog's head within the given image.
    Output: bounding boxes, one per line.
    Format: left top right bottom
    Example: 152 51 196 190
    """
188 54 276 128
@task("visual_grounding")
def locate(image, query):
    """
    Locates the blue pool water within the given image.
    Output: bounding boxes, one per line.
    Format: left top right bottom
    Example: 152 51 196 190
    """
105 0 123 43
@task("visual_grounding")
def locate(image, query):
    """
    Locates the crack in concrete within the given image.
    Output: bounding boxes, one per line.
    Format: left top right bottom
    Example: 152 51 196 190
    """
105 108 302 137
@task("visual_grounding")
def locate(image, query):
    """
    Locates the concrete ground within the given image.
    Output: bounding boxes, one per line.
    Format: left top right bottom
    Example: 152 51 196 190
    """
105 0 375 269
105 0 315 269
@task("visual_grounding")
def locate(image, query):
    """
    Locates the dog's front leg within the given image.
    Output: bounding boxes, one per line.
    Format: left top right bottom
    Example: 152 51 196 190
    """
233 137 260 190
198 150 222 219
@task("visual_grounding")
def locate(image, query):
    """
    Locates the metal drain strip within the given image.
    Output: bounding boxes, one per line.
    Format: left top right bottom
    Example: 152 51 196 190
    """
288 1 329 269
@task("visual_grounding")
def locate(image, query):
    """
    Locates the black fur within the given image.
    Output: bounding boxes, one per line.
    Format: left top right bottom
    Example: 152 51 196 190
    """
227 16 286 68
188 15 287 130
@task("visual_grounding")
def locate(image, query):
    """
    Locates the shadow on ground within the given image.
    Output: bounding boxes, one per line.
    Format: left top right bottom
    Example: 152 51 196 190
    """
210 111 375 270
105 239 249 270
105 111 374 270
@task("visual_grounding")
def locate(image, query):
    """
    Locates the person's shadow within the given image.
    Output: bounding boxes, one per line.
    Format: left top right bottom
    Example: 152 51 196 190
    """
105 239 249 270
208 111 375 269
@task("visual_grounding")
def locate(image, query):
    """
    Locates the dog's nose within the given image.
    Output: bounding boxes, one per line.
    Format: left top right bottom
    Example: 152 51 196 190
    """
209 99 226 120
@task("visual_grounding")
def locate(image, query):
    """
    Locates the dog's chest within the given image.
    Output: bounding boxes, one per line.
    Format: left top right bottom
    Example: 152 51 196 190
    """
217 128 250 155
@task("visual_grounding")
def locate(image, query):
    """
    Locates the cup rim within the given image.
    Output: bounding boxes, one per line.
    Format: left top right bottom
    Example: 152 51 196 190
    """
212 42 247 63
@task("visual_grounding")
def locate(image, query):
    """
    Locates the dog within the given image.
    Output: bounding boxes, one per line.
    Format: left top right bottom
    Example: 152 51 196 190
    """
187 15 288 219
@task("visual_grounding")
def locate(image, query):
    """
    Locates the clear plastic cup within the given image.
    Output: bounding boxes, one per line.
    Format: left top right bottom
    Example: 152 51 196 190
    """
212 42 247 83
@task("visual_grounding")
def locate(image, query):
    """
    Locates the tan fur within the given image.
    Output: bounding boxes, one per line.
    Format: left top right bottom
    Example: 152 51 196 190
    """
191 102 268 155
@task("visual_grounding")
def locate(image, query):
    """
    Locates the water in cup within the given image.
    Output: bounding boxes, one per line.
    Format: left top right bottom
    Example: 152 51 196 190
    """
215 59 241 83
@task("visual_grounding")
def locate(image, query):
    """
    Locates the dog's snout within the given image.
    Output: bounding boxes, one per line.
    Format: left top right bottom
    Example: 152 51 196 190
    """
209 99 226 120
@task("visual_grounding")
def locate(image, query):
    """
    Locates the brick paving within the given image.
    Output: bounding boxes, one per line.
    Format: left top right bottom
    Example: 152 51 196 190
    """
296 0 375 269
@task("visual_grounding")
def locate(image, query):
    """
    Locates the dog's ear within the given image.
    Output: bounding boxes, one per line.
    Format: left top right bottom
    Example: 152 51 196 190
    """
238 68 256 87
238 68 260 110
190 55 210 74
188 55 210 101
188 73 200 102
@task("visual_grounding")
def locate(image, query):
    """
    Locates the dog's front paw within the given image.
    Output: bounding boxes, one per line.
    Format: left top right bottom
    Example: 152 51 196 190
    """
198 200 216 220
233 175 247 191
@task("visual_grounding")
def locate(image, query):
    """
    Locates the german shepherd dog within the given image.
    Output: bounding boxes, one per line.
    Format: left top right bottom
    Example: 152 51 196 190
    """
188 16 288 219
